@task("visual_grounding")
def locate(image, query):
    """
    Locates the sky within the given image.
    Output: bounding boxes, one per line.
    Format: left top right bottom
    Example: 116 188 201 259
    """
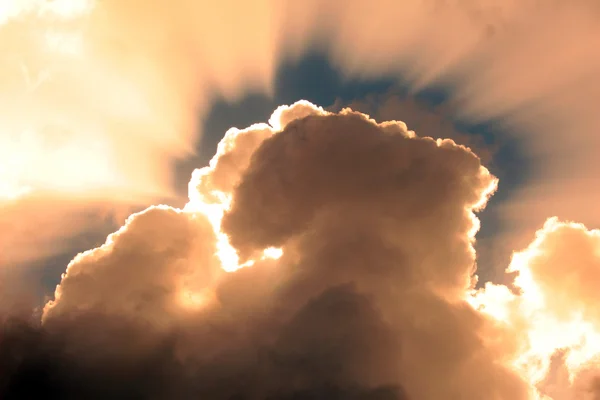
2 1 600 399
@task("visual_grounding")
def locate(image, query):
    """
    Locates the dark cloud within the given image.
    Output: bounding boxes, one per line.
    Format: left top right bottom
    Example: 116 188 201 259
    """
223 110 493 296
0 297 405 399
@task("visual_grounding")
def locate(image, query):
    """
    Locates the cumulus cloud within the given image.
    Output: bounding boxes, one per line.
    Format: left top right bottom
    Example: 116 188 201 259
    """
2 0 600 396
471 217 600 398
1 101 545 399
42 205 223 324
222 108 494 294
5 100 600 400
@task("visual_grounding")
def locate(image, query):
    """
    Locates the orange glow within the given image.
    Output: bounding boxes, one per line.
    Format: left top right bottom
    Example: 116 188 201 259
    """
179 288 218 311
2 0 600 394
470 218 600 397
184 171 283 273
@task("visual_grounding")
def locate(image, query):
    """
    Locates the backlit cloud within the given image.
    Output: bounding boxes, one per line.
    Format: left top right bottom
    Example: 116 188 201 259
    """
3 1 600 395
2 101 550 399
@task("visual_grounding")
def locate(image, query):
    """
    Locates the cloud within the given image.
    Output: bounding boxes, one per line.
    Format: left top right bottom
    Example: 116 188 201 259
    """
222 108 495 294
5 100 600 400
2 0 600 396
42 205 223 324
471 217 600 397
515 219 600 324
1 101 541 399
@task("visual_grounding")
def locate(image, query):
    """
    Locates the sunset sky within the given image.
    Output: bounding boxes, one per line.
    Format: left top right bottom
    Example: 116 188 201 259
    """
1 1 600 399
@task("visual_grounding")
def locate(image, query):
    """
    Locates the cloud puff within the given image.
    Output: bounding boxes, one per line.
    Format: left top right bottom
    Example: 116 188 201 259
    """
516 219 600 325
1 101 538 399
471 218 600 398
42 205 222 324
222 108 495 296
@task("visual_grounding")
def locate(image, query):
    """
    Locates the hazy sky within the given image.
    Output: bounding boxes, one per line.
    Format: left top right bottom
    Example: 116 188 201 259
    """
2 1 600 399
